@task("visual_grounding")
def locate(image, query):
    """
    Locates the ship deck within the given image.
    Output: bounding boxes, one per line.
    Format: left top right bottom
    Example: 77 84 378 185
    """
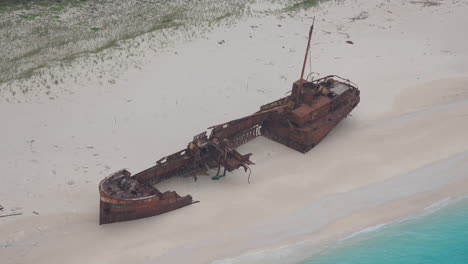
100 170 159 200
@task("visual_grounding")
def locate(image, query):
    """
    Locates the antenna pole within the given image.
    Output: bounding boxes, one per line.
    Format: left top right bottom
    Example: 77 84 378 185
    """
300 17 315 82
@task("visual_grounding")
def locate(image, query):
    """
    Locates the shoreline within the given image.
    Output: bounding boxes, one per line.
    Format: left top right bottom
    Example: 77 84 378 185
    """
1 0 468 263
211 150 468 264
304 194 468 264
213 190 468 264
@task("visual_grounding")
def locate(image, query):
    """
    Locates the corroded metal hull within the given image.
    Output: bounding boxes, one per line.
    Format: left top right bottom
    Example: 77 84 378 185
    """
99 192 193 225
98 22 361 224
262 78 360 153
98 76 359 224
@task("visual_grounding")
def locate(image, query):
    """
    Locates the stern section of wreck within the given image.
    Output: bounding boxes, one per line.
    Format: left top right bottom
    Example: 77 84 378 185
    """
262 76 360 153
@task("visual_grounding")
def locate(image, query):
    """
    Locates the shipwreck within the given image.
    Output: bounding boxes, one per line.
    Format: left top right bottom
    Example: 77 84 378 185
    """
99 21 360 224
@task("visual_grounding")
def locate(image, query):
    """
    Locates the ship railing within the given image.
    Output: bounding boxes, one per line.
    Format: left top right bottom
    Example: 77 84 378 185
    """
311 75 359 89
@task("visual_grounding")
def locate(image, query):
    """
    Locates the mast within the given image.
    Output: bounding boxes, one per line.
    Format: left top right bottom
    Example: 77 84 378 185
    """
292 17 315 105
300 17 315 82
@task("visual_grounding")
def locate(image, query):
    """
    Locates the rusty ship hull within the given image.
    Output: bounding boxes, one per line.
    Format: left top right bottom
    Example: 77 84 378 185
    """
99 191 193 225
98 21 361 224
262 77 360 153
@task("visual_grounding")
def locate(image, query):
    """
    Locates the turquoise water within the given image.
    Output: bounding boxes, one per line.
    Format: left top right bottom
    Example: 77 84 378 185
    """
302 199 468 264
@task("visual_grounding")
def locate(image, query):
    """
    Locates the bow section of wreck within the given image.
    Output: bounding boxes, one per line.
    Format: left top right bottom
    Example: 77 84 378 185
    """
99 21 360 224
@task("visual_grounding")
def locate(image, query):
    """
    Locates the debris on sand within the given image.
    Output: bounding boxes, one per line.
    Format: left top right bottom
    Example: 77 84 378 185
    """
0 213 23 218
410 1 441 7
350 11 369 22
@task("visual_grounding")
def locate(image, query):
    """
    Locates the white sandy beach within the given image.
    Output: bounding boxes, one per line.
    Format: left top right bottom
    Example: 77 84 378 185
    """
1 0 468 263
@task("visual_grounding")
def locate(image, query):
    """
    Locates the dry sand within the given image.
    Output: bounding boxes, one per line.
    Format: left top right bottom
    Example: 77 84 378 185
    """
1 0 468 263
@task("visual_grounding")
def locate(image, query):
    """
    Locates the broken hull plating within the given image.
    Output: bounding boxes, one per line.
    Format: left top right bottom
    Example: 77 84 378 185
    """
99 191 193 224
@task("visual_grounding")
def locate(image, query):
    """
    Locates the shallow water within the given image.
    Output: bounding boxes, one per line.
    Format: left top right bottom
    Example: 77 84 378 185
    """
302 199 468 264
